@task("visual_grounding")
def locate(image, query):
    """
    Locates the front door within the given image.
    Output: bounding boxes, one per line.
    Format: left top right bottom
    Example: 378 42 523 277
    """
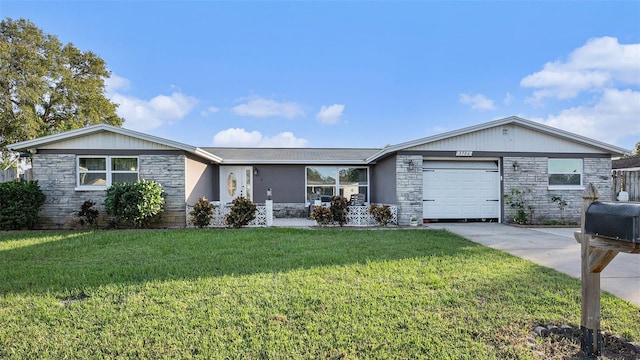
220 166 253 204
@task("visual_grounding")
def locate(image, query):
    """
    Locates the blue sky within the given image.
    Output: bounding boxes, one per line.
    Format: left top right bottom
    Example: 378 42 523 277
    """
2 1 639 150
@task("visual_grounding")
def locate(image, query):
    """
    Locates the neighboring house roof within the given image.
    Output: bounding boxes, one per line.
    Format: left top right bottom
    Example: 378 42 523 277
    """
366 116 631 162
8 124 223 163
202 147 380 164
613 155 640 170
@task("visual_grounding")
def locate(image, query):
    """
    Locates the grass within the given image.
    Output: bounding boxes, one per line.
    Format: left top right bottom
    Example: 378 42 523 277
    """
0 228 638 359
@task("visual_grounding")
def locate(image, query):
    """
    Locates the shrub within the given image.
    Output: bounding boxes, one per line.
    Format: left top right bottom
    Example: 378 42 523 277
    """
330 195 349 227
503 188 534 225
225 196 256 228
551 195 568 223
368 204 393 226
0 181 46 230
189 197 214 228
311 205 332 226
77 200 99 228
104 180 165 228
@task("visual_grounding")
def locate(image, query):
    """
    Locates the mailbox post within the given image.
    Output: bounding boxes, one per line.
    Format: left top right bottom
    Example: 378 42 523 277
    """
575 184 640 357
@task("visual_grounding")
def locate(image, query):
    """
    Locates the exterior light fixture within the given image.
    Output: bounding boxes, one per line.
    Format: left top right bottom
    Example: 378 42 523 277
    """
267 188 272 200
512 161 520 171
254 167 259 176
407 160 415 171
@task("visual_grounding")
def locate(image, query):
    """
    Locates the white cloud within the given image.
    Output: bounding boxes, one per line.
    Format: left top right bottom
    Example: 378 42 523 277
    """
111 92 198 132
201 106 220 117
212 128 308 147
104 74 130 92
231 96 304 119
503 92 513 105
537 88 640 146
315 104 345 125
521 37 640 103
105 74 198 132
459 93 496 111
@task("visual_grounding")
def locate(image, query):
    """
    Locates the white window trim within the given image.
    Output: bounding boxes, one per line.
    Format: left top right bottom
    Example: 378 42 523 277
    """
75 156 139 191
547 158 583 190
305 166 370 204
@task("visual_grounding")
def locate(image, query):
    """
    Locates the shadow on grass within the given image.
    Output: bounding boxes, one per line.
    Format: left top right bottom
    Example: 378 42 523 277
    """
0 227 487 296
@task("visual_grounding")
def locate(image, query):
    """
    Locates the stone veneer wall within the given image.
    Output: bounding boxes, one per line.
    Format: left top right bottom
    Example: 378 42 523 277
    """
395 154 423 225
31 153 187 229
503 156 611 225
272 203 308 218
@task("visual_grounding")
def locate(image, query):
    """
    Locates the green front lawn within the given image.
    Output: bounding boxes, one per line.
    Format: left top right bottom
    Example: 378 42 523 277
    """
0 228 638 359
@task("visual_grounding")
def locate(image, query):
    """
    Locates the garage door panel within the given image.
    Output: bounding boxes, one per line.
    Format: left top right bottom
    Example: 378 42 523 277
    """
423 161 500 219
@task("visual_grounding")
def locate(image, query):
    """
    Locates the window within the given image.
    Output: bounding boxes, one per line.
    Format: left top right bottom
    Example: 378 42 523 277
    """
548 159 582 189
306 166 368 203
77 156 139 190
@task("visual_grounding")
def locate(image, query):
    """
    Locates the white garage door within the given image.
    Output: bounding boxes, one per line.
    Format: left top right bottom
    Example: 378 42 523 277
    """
423 161 500 220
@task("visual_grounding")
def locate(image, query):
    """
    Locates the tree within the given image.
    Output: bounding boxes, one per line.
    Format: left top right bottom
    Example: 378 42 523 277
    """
0 18 123 160
633 141 640 156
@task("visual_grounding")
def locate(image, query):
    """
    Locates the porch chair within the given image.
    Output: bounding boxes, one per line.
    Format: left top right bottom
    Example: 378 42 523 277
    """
350 193 366 206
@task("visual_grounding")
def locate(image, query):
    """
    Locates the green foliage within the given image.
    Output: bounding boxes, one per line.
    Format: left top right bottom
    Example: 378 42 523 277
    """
551 195 568 223
189 197 214 228
311 205 332 226
76 200 99 228
330 195 349 226
225 196 256 228
0 180 45 230
503 188 534 225
103 180 165 228
0 18 123 159
368 204 393 226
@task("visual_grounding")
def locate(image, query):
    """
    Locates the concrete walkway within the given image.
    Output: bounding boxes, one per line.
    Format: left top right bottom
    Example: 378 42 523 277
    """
270 218 639 307
428 223 640 307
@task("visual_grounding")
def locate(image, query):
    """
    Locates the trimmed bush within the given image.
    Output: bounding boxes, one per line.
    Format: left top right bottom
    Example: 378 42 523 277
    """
189 197 214 228
225 196 256 228
0 181 46 230
76 200 99 228
330 195 349 227
104 180 165 228
311 205 332 226
368 204 393 226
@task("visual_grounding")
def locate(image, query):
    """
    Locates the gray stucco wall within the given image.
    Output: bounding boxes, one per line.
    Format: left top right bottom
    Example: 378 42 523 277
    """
503 156 612 225
31 152 188 229
370 155 397 204
252 165 305 203
185 155 216 206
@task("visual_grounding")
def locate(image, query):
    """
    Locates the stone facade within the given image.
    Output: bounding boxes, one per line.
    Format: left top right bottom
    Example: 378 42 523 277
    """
395 154 423 225
503 156 611 225
272 202 308 218
31 153 187 229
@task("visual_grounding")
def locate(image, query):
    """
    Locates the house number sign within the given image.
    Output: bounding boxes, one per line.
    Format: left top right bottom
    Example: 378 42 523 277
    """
456 151 473 157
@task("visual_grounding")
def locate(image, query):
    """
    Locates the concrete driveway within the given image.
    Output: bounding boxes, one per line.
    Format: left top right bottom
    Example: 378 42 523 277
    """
428 223 640 307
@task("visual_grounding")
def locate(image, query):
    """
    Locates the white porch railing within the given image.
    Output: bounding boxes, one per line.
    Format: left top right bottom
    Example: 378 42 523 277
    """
186 203 397 228
345 205 398 226
186 204 268 228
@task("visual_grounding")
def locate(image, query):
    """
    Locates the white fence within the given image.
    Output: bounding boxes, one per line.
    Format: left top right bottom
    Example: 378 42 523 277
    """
186 203 398 228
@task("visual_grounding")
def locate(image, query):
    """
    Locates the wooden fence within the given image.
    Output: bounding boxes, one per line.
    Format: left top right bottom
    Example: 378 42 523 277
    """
0 169 17 183
612 169 640 202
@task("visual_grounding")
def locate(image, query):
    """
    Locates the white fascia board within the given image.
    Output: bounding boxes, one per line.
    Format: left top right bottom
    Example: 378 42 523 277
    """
8 124 223 163
366 116 631 161
220 159 369 165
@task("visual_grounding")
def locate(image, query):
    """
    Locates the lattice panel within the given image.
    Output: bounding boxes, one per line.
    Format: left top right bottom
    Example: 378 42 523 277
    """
345 205 397 226
187 204 267 227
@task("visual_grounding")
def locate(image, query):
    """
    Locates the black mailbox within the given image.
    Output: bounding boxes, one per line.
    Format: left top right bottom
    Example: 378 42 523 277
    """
585 202 640 243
